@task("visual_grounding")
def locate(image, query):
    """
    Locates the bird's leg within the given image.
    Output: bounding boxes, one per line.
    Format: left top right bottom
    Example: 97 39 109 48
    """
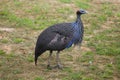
47 50 52 69
54 51 63 69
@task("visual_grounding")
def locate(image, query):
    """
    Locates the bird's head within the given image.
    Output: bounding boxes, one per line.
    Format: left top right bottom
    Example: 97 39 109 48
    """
76 9 87 15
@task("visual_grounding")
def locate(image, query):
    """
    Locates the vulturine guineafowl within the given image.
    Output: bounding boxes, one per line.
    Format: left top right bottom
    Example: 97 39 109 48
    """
35 9 87 69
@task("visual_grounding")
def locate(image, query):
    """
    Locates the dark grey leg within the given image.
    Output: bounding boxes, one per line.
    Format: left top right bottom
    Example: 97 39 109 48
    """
55 51 63 69
47 50 52 69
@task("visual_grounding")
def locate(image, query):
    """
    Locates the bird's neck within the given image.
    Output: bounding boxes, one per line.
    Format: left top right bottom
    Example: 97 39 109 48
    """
76 15 82 24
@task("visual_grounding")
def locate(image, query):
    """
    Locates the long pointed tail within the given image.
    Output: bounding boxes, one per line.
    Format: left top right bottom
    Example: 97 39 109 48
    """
34 48 46 66
35 55 38 66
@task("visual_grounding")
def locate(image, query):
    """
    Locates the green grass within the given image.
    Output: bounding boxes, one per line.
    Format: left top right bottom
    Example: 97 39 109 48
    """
27 53 34 62
13 0 23 6
59 0 72 3
63 71 83 80
34 77 44 80
63 67 73 73
0 0 120 80
74 0 91 9
28 3 49 14
76 51 94 63
0 10 36 29
0 39 8 43
56 7 73 14
87 27 120 56
13 38 24 43
117 13 120 17
0 50 6 55
115 55 120 73
8 14 35 29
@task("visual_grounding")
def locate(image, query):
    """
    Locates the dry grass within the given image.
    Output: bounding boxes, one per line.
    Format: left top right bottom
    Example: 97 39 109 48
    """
0 0 120 80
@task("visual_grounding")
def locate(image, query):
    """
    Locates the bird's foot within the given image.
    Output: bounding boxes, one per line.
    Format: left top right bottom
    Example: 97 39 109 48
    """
47 64 52 70
53 64 63 69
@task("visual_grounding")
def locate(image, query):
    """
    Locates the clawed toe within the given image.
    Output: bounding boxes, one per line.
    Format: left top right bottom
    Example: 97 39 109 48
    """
47 65 52 70
47 64 63 70
53 64 63 69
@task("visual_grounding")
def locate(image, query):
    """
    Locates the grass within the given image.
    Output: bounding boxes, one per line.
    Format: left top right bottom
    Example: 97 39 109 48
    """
27 53 34 62
0 38 8 43
87 27 120 56
63 71 83 80
0 50 6 55
116 55 120 73
34 77 45 80
0 0 120 80
74 0 91 9
59 0 72 3
13 38 24 44
0 10 36 29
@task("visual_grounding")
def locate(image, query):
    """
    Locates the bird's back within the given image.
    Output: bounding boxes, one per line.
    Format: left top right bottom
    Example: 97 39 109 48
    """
35 23 74 51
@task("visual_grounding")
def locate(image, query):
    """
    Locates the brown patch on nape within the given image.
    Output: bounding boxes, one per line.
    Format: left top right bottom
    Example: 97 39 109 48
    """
76 10 81 15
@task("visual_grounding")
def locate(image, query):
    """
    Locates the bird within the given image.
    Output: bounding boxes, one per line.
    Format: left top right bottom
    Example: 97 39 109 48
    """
35 9 87 69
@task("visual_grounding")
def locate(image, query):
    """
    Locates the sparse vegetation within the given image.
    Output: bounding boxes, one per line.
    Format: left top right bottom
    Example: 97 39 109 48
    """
0 50 5 55
0 0 120 80
75 0 91 9
0 38 8 43
59 0 72 3
34 77 45 80
13 38 24 44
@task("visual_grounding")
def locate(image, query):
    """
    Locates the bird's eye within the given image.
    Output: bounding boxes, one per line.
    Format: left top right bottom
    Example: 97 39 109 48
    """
81 11 84 12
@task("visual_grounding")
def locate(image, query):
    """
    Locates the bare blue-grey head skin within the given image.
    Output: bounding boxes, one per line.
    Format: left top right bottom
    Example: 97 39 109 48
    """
77 9 88 15
35 9 87 69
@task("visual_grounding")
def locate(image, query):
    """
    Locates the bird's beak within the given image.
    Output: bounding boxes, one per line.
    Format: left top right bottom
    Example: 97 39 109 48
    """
85 11 88 14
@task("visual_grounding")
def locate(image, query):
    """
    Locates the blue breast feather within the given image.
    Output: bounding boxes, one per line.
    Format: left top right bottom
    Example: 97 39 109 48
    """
66 22 82 48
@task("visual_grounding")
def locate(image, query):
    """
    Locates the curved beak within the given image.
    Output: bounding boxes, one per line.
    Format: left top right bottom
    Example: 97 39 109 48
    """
85 11 88 14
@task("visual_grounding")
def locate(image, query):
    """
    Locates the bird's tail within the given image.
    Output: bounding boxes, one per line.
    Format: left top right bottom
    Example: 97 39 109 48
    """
35 48 46 66
35 55 38 66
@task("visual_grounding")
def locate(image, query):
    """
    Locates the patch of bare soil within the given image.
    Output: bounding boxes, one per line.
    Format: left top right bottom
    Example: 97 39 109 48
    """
0 27 40 54
0 28 15 32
